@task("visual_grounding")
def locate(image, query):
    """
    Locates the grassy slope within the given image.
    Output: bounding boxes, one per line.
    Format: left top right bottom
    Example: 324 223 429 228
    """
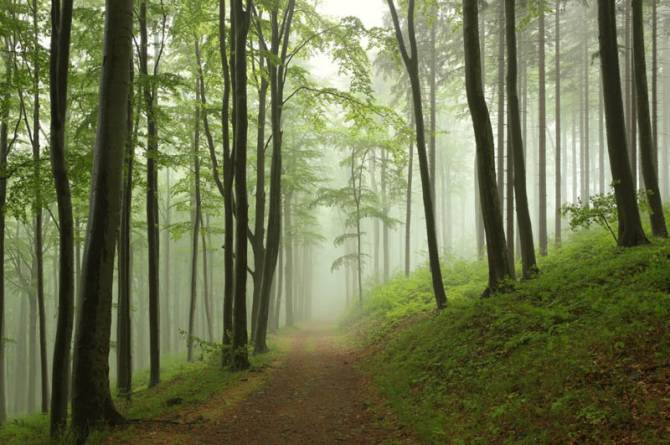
0 341 283 445
346 229 670 444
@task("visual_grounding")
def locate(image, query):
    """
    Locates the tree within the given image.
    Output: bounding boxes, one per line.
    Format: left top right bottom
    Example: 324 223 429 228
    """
538 0 548 256
71 0 133 439
554 0 562 246
138 0 162 388
386 0 447 310
631 0 667 238
463 0 512 293
506 0 538 278
48 0 75 434
230 0 251 371
596 0 648 247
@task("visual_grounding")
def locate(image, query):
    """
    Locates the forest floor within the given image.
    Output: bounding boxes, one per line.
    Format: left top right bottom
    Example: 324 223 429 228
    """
104 324 415 445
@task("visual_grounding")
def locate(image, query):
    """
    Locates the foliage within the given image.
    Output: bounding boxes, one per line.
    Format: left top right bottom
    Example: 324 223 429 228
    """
344 222 670 444
561 193 619 243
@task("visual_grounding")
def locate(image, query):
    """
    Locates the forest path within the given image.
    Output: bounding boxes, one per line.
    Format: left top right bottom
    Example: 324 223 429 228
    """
109 324 415 444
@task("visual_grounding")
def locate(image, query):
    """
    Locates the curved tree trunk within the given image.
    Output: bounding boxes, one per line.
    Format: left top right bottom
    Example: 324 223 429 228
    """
506 0 538 278
596 0 648 247
463 0 512 293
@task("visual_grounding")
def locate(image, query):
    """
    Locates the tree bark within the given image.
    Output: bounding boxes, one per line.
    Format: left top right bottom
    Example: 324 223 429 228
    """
463 0 512 293
538 1 547 255
506 0 538 278
405 111 414 275
231 0 251 370
139 0 161 388
554 0 562 246
71 0 133 438
187 79 202 363
117 57 134 400
596 0 648 247
632 0 667 237
497 0 505 206
387 0 447 309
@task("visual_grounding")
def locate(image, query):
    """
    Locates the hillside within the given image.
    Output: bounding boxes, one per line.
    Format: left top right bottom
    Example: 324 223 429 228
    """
345 229 670 444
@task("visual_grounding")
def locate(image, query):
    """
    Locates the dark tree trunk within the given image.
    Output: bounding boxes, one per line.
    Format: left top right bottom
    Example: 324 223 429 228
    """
554 0 562 246
48 0 75 433
506 107 515 269
30 0 49 414
506 0 538 278
387 0 447 309
231 0 251 371
596 0 648 247
632 0 667 237
117 58 134 400
429 22 437 215
538 1 547 256
463 0 513 293
139 0 160 388
71 0 133 439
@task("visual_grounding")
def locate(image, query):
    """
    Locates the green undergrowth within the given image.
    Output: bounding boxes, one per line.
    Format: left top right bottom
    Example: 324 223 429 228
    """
346 226 670 444
0 337 284 445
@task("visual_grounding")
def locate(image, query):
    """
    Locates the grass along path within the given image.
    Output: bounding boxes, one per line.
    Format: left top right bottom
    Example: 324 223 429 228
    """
104 323 414 444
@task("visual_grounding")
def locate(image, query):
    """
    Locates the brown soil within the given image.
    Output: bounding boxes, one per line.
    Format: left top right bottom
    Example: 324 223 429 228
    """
109 325 416 444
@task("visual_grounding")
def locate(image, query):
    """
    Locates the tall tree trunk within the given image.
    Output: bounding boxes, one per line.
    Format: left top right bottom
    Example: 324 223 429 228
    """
651 0 657 172
497 0 505 205
632 0 667 237
250 72 268 342
538 0 548 255
254 0 297 353
387 0 447 309
583 10 591 203
370 155 379 281
48 0 75 432
200 216 213 342
187 82 202 363
506 0 538 278
139 0 160 388
162 168 171 354
0 51 8 426
30 0 49 414
599 73 605 194
284 192 294 325
554 0 562 246
117 57 134 400
463 0 512 293
506 107 515 268
596 0 648 247
405 111 414 275
231 0 251 371
71 0 133 438
381 149 389 282
429 21 437 216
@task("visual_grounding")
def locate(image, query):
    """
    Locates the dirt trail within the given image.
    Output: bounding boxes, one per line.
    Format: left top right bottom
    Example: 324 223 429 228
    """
112 325 415 444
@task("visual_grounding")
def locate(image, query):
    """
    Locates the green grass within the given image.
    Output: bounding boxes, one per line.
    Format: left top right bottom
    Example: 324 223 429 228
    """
0 339 284 445
346 226 670 444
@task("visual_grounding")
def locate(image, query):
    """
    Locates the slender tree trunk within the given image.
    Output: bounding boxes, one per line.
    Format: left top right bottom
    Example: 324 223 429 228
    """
139 0 161 388
506 108 515 268
554 0 562 246
381 149 389 282
651 0 658 172
187 83 202 363
231 0 251 370
405 113 414 275
429 21 437 215
117 57 134 400
538 0 547 255
497 0 505 205
284 192 294 325
463 0 512 293
370 155 379 281
0 53 8 426
162 168 171 354
596 0 648 247
632 0 667 237
200 217 213 342
506 0 538 278
387 0 447 309
599 74 605 194
583 10 591 203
